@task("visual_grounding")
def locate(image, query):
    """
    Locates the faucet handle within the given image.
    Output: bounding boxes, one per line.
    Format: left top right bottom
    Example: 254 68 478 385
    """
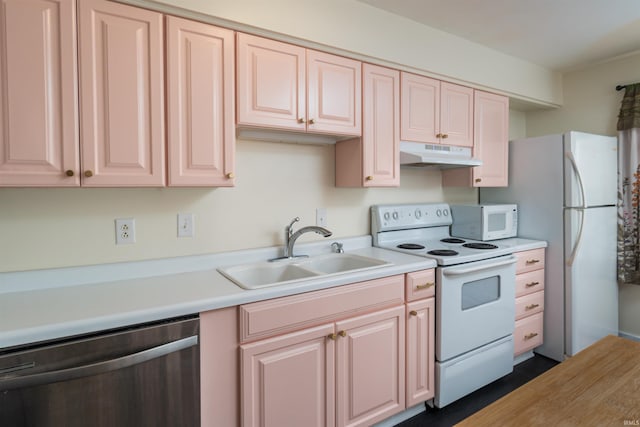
286 217 300 235
331 242 344 253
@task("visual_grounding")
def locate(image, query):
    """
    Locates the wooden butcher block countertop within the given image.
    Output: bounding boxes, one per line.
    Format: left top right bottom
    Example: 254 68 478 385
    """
456 335 640 426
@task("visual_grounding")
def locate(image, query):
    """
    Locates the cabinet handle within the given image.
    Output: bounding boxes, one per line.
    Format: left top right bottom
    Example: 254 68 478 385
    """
338 330 347 337
525 281 540 288
308 118 315 125
416 282 434 290
525 303 540 310
524 332 539 340
365 176 374 181
409 310 418 316
65 170 75 177
441 134 449 139
475 178 482 183
526 259 540 265
226 172 235 179
328 333 337 340
84 170 93 178
297 117 306 124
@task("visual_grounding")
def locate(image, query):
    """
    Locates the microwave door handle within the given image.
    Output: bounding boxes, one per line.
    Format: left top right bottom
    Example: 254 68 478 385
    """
0 335 198 391
442 256 517 276
566 208 586 267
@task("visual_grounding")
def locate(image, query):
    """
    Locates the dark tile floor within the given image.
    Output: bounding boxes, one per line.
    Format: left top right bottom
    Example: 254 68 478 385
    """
396 355 559 427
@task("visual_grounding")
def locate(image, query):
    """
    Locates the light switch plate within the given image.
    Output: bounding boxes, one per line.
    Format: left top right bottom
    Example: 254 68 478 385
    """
178 213 194 238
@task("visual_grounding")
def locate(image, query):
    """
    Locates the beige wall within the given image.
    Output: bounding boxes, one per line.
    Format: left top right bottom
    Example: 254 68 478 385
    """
525 51 640 337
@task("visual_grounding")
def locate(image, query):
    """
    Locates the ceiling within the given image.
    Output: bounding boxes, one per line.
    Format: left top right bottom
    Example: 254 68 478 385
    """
356 0 640 71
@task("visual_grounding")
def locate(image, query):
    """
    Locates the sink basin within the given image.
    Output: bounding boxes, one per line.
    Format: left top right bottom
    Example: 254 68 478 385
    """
218 253 391 290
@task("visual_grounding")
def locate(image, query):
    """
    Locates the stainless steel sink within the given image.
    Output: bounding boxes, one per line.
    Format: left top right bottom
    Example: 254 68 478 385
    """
217 253 391 290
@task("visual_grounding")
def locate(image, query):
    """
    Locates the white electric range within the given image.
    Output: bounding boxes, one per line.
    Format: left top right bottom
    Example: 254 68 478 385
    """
371 203 517 408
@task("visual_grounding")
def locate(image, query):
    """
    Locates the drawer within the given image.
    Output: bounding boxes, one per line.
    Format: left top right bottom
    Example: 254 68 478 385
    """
515 290 544 320
514 312 544 356
514 248 545 274
515 269 545 297
405 269 435 302
239 275 404 343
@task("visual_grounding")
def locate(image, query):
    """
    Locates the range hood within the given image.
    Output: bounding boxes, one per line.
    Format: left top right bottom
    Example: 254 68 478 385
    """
399 142 482 169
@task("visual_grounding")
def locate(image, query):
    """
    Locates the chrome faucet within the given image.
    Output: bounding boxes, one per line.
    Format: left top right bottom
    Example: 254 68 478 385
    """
272 217 333 260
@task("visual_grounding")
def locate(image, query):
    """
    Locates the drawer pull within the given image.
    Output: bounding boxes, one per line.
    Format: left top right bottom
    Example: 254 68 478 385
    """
525 281 540 288
328 333 337 340
409 310 418 316
338 330 347 338
524 332 539 340
416 282 434 290
525 303 540 310
526 259 540 265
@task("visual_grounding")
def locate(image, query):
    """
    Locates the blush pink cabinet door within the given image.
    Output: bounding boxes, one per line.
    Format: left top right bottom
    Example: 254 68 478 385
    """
362 64 400 187
78 0 164 186
0 0 79 186
471 90 509 187
440 82 474 147
406 298 435 407
400 72 439 144
236 33 306 131
166 16 235 187
307 50 361 136
335 305 405 427
241 323 336 427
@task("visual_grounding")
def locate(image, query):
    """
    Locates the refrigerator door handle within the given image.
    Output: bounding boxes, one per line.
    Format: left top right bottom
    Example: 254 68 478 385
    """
566 208 585 266
565 151 588 209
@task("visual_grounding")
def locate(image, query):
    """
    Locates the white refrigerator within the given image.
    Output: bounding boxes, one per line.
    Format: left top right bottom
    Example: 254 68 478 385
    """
481 131 619 362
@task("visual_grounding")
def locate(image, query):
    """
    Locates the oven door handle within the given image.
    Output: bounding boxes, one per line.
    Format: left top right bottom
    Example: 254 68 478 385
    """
442 256 517 276
0 335 198 391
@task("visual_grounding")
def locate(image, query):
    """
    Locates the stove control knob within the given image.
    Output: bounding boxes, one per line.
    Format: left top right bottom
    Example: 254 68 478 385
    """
436 209 442 217
443 209 449 216
392 211 399 220
415 209 422 219
384 212 390 221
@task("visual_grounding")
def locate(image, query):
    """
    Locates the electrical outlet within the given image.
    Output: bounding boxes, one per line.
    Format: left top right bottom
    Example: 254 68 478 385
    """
115 218 136 245
177 213 194 238
316 208 327 227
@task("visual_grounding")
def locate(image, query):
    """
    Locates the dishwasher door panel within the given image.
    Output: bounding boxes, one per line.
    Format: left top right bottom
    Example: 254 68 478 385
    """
0 317 200 427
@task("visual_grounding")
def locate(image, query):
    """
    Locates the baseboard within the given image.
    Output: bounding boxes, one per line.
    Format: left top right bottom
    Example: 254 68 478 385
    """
372 403 426 427
619 331 640 342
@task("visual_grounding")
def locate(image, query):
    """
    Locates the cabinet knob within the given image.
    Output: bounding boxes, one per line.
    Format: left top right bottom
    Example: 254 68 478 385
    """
436 133 442 138
441 134 449 139
84 170 93 178
525 303 540 310
338 330 347 337
328 333 337 340
526 259 540 265
524 332 539 340
226 172 235 179
297 117 306 124
475 178 482 183
409 310 418 317
365 176 374 181
525 281 540 288
416 282 434 290
65 170 75 177
308 118 315 125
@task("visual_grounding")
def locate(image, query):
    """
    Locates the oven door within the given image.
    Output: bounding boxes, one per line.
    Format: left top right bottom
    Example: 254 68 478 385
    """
436 255 516 361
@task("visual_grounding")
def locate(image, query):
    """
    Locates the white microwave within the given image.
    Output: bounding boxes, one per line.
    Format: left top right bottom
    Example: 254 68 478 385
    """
450 204 518 241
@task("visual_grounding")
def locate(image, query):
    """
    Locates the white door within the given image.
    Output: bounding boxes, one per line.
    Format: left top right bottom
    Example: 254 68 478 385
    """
564 132 617 207
564 206 618 356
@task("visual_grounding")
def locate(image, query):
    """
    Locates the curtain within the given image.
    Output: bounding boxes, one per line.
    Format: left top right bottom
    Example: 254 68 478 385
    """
617 83 640 284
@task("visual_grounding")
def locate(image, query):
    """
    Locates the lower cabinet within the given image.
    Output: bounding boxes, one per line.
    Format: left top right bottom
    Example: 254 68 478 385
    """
513 248 546 357
406 298 435 406
240 305 405 427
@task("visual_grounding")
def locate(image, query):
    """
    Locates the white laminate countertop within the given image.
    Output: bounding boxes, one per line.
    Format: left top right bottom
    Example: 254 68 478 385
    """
0 236 546 350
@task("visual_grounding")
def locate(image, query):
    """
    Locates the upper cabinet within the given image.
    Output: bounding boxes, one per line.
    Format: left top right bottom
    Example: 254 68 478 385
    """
166 16 235 187
400 73 473 147
78 0 165 186
236 33 361 136
336 64 400 187
0 0 79 186
442 90 509 187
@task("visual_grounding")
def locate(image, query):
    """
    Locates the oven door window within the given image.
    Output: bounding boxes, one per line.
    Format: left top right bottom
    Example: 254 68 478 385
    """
461 275 500 310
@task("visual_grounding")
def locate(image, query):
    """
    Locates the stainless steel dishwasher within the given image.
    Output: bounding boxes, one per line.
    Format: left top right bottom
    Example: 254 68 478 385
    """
0 316 200 427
